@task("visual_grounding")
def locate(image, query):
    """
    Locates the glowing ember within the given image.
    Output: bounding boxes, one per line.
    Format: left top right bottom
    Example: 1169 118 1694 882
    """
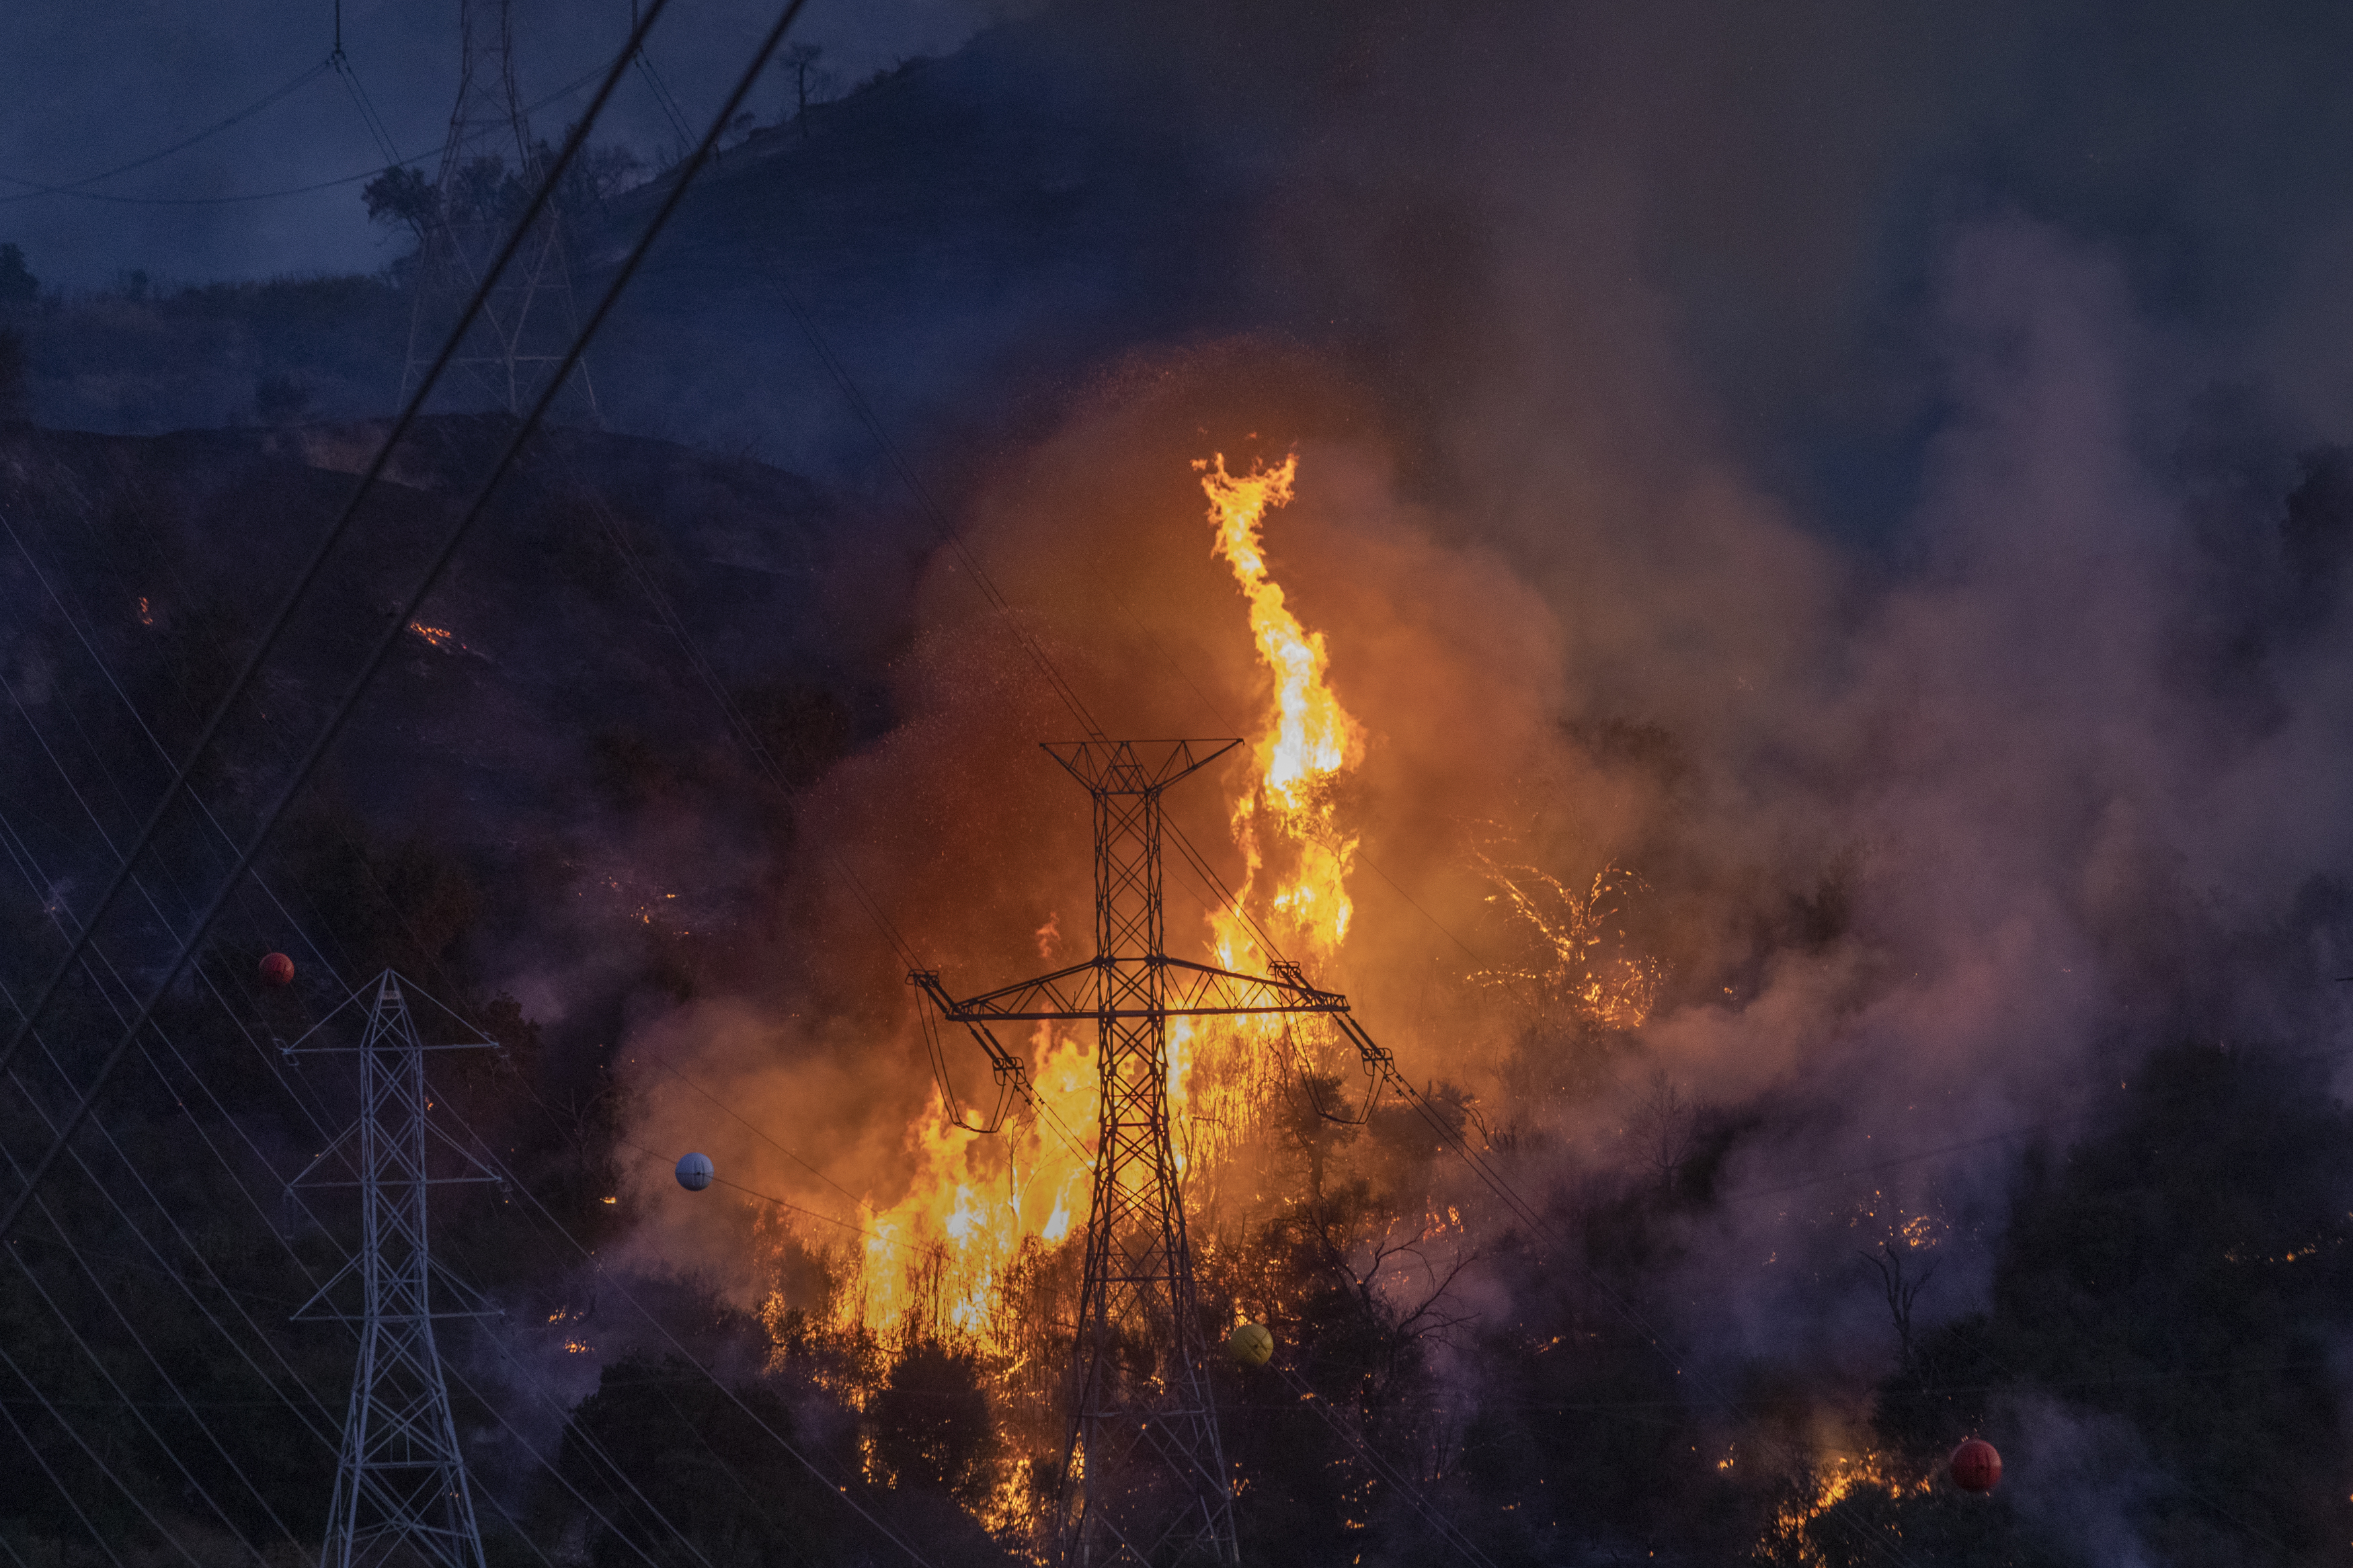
1472 856 1660 1030
1760 1450 1931 1565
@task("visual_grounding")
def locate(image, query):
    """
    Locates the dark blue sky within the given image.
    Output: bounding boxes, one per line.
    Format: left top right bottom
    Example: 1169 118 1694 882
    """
0 0 1000 290
16 0 2353 546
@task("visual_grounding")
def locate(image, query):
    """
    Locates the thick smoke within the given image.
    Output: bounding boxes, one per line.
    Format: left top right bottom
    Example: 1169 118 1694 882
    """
574 2 2353 1546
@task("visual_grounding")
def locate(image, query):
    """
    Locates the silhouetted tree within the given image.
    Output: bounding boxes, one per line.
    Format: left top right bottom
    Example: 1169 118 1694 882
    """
777 43 836 131
0 242 36 303
362 164 438 240
253 369 309 423
0 327 28 423
870 1340 996 1501
559 1355 861 1568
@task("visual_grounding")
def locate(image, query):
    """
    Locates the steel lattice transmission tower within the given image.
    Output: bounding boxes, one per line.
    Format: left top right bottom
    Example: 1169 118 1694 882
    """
403 0 596 415
914 739 1390 1567
288 971 503 1568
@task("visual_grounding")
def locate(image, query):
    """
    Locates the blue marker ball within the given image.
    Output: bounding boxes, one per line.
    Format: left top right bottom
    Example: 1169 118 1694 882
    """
675 1152 714 1192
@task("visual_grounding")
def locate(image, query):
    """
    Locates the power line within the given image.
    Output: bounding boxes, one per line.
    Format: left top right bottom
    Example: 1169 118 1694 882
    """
0 54 615 210
0 1333 212 1568
746 239 1107 743
1271 1360 1500 1567
0 969 307 1567
0 506 356 987
0 684 744 1568
629 1046 876 1212
0 0 680 1144
3 985 727 1568
0 1374 135 1568
436 1094 943 1568
0 878 740 1568
610 1136 939 1263
0 60 335 206
0 38 898 1565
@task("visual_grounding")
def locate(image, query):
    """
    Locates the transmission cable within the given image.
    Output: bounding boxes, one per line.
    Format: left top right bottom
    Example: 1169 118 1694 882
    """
0 54 619 210
627 1 699 163
8 993 717 1568
1 1199 289 1563
1269 1360 1499 1567
0 60 335 206
0 34 914 1553
12 962 730 1568
0 912 350 1546
0 0 683 1161
0 507 355 985
432 1094 945 1568
327 1 403 169
0 0 682 1104
0 1333 210 1568
633 1046 874 1211
0 1387 134 1568
0 957 344 1442
0 765 731 1568
748 242 1106 743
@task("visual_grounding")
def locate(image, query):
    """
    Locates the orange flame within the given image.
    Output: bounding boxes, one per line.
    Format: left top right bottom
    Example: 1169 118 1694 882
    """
1762 1450 1932 1565
1198 452 1365 971
771 451 1367 1401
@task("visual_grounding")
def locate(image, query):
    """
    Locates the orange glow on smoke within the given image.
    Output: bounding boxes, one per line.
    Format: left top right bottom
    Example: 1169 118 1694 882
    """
781 452 1371 1360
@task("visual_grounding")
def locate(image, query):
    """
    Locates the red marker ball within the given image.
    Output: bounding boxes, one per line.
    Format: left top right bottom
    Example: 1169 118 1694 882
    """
1949 1438 2001 1493
259 952 296 987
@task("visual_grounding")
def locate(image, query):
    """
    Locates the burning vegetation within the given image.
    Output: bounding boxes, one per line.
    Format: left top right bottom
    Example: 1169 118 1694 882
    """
729 452 1464 1548
10 286 2353 1566
578 413 2353 1565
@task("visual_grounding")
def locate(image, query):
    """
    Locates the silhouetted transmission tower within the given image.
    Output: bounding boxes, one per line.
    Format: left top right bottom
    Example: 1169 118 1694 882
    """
288 971 503 1568
403 0 596 415
915 739 1380 1567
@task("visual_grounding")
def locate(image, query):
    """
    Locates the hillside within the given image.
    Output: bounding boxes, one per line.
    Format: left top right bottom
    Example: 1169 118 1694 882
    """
0 415 889 1069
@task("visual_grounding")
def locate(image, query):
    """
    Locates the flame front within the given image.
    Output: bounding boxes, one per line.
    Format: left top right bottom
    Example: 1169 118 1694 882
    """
756 452 1373 1523
1761 1450 1932 1566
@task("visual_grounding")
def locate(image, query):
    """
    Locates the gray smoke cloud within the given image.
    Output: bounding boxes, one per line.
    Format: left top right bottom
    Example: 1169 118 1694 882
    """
584 11 2353 1441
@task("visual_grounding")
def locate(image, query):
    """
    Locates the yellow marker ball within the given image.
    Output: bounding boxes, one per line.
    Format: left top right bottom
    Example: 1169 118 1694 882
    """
1226 1322 1273 1368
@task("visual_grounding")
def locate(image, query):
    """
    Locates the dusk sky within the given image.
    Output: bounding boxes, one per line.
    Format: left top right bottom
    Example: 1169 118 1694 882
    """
3 0 1000 288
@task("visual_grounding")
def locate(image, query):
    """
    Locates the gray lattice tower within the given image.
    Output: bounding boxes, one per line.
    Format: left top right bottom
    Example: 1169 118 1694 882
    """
401 0 596 415
913 739 1382 1567
288 971 501 1568
1063 738 1230 1565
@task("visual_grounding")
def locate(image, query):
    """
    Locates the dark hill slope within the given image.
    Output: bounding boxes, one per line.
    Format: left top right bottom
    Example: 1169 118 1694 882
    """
7 5 1393 477
578 20 1276 470
0 416 895 1075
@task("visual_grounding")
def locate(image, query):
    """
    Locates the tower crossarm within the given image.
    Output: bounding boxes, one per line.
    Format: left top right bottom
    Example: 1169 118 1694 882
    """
908 968 1035 1099
1041 737 1240 794
938 956 1351 1023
